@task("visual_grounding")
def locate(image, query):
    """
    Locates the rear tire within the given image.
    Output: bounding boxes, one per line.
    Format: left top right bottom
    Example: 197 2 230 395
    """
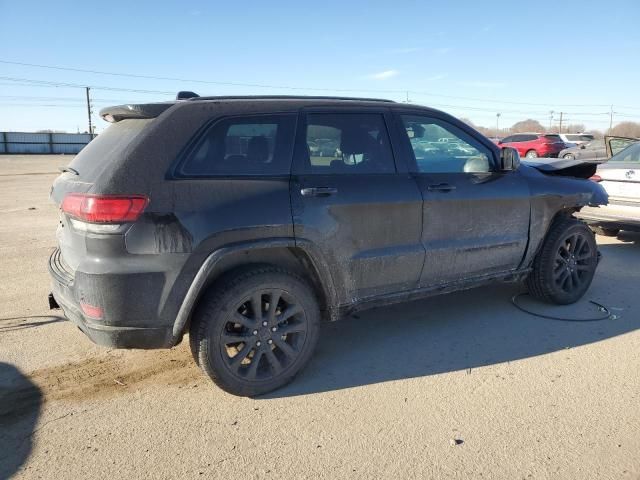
189 267 320 396
525 150 538 158
591 226 620 237
527 217 598 305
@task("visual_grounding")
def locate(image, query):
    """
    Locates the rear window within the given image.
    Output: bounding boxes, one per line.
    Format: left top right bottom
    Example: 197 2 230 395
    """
178 114 296 176
611 142 640 162
67 119 153 180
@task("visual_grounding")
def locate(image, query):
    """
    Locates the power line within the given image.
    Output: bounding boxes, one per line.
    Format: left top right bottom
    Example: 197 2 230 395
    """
1 59 636 109
0 76 175 95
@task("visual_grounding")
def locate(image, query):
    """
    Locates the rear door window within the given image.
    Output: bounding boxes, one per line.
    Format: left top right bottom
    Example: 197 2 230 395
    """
300 113 396 174
178 114 296 176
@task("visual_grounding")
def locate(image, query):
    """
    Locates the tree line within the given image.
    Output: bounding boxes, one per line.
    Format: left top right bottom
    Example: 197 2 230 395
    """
461 118 640 139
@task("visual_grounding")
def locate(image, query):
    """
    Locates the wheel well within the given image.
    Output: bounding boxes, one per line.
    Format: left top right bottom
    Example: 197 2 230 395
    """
191 247 331 326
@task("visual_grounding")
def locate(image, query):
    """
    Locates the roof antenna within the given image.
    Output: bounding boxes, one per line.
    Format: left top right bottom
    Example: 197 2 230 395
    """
176 91 200 100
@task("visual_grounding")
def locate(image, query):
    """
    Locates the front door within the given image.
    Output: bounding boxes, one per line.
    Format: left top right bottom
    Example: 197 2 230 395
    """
396 112 531 287
290 110 425 302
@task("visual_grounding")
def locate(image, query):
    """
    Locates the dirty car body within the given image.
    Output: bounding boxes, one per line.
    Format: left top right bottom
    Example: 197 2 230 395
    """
48 96 606 393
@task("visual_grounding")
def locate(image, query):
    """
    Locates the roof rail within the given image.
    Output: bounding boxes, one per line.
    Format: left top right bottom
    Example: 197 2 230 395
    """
187 95 395 103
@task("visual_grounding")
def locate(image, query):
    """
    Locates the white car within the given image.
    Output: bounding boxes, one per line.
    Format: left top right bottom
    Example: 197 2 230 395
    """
559 133 595 146
578 136 640 235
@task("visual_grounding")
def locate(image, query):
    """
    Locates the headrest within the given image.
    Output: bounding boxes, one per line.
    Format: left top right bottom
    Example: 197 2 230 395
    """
340 129 372 155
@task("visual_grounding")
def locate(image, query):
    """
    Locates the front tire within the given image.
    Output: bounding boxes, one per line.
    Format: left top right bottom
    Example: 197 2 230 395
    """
527 217 598 305
190 267 320 396
525 150 539 158
563 153 575 160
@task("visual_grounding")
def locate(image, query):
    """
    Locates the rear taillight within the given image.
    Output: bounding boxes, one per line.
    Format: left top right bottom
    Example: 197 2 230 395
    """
590 175 602 182
61 194 148 223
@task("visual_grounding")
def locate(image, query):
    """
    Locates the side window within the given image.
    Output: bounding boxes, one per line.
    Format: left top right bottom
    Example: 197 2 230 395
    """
523 134 538 141
303 113 395 174
501 135 515 143
178 114 295 176
401 115 493 174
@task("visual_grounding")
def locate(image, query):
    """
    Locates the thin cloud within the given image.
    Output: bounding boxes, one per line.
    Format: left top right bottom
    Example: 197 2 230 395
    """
367 70 399 80
434 47 452 55
384 47 423 54
457 81 507 88
426 74 447 81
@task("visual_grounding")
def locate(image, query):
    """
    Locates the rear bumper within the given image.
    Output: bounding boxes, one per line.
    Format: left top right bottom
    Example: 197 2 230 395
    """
48 249 174 349
577 204 640 232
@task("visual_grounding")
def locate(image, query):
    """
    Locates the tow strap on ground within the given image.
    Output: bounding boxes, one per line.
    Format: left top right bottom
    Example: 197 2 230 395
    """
511 292 612 322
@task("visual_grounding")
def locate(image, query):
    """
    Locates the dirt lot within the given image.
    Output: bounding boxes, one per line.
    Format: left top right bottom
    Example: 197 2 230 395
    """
1 155 639 479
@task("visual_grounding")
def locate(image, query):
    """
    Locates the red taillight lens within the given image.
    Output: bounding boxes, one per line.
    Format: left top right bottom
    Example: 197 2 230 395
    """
590 175 602 182
61 194 148 223
80 302 104 319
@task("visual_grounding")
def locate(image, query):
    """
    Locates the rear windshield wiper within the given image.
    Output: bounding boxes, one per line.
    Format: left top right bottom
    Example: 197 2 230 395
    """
59 166 79 175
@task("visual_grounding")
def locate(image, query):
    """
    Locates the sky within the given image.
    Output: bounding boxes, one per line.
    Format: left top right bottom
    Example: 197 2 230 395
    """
1 0 640 133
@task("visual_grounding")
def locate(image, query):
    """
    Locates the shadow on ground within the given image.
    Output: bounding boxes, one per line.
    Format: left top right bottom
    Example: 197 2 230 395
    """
266 234 640 398
0 315 66 332
0 363 42 479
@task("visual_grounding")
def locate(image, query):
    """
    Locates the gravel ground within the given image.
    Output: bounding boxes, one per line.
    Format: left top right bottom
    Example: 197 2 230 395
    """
1 155 639 480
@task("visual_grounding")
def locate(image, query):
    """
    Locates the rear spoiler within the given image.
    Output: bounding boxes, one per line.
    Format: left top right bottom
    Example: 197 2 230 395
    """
99 102 175 123
523 157 603 179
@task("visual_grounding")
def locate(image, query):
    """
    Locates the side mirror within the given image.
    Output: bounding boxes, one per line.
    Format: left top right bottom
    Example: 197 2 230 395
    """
500 147 521 171
580 144 586 149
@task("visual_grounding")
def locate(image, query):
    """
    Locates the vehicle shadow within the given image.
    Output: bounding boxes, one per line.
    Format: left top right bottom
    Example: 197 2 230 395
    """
266 243 639 398
0 315 66 333
0 362 42 478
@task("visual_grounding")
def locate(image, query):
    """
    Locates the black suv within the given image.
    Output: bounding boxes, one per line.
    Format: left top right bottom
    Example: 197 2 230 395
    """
49 95 607 396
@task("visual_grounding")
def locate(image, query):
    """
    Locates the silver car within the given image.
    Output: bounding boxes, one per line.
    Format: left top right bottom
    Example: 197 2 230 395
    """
578 136 640 235
558 139 606 161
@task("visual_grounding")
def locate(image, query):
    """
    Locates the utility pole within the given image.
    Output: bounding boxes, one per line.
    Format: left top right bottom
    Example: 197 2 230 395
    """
558 112 563 134
496 113 501 136
609 105 614 131
85 87 93 137
549 110 554 131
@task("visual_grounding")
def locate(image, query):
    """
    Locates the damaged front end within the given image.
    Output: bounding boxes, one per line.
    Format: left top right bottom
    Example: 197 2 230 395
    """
523 158 608 207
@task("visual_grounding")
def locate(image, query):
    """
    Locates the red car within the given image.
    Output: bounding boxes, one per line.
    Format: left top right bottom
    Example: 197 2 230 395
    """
497 133 568 159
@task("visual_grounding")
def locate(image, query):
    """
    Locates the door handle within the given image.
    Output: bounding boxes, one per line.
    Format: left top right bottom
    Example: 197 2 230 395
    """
300 187 338 197
427 183 456 192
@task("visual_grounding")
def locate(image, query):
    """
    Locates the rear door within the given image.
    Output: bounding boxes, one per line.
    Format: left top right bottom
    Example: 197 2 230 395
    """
290 109 425 301
395 112 530 287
